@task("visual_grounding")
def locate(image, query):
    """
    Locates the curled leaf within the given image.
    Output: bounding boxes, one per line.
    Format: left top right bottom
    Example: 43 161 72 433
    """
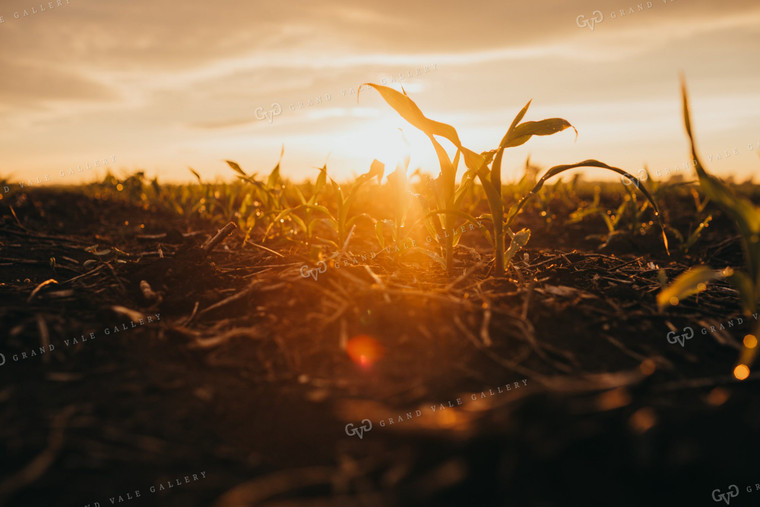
360 83 484 171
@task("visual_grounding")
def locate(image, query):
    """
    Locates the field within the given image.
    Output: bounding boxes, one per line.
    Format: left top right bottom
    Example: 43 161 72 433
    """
1 86 760 507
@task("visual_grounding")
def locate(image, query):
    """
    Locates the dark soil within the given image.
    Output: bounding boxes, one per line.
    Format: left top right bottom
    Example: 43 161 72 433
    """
1 186 758 507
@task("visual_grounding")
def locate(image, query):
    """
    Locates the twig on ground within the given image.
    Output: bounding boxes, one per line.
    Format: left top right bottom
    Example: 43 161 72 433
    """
201 222 237 256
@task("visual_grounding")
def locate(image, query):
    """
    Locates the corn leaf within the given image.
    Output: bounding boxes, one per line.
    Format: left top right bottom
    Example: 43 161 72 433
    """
503 119 577 149
681 77 760 285
506 159 669 254
504 228 531 267
728 270 757 316
428 136 456 209
189 167 203 184
404 246 447 270
225 160 247 178
361 83 484 171
657 265 730 310
375 220 387 249
309 165 327 205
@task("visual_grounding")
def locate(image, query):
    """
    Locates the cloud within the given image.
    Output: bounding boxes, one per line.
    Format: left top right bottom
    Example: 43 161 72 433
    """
0 0 758 181
0 59 117 105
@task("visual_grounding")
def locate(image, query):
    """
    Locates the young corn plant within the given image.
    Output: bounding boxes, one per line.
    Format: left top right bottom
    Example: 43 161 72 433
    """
421 142 487 271
657 79 760 379
267 161 384 251
270 164 329 242
361 83 489 271
226 156 284 239
375 152 413 260
479 98 580 274
363 83 668 276
327 160 384 249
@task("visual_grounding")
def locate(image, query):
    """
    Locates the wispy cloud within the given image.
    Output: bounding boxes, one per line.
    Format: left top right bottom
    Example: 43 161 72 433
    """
0 0 758 181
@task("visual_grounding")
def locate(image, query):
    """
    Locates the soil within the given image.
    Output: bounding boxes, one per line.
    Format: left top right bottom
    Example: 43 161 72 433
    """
1 186 759 507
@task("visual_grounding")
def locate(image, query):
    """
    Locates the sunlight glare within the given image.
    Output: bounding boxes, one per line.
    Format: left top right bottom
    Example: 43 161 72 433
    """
346 334 385 368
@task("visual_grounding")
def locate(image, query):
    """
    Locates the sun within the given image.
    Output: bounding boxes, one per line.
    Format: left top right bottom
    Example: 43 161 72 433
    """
336 116 440 177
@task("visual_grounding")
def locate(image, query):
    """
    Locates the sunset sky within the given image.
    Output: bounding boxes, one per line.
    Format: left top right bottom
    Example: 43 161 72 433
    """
1 0 759 185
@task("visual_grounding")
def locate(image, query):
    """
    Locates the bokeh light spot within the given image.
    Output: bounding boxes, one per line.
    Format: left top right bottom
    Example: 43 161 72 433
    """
629 407 657 434
733 364 750 381
706 387 730 407
346 334 384 368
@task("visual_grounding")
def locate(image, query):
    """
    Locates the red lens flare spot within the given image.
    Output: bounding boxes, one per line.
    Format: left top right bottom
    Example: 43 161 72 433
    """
346 335 384 368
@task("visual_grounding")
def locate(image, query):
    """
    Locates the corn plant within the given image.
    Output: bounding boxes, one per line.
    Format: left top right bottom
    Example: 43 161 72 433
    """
375 153 412 259
267 161 383 251
360 83 492 272
326 160 384 249
363 83 668 276
226 150 296 241
658 79 760 378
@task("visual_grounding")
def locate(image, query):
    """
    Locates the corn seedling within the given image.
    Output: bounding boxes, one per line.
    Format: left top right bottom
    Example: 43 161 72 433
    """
226 150 297 241
375 152 412 260
658 78 760 379
365 83 668 276
266 160 383 252
361 83 490 272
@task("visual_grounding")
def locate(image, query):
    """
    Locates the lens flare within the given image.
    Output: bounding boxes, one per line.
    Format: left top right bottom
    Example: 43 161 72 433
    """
346 334 384 368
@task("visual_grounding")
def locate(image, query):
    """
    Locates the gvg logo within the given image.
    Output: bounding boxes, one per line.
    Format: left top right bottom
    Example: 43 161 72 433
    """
666 326 694 347
300 261 327 281
345 419 372 439
576 10 604 31
254 102 282 123
712 485 739 505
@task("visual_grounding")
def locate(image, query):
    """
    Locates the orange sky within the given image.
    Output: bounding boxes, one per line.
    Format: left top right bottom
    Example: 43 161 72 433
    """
1 0 759 185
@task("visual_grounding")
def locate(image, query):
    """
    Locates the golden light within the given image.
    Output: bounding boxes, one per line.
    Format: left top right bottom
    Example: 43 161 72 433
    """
346 334 385 368
743 334 758 349
629 407 657 434
705 387 730 407
639 359 656 376
733 364 750 381
596 388 631 411
326 115 438 179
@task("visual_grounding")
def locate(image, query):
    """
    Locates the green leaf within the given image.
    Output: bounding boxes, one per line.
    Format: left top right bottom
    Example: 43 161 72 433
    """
369 159 385 184
502 118 577 149
491 102 573 192
189 167 203 184
266 145 285 189
506 159 669 254
312 165 327 203
360 83 484 172
681 77 760 286
504 228 531 268
375 220 386 248
264 204 331 238
405 246 447 270
728 270 757 316
428 136 457 209
684 215 712 252
657 265 730 310
294 186 307 206
290 214 307 234
225 160 247 178
346 213 375 230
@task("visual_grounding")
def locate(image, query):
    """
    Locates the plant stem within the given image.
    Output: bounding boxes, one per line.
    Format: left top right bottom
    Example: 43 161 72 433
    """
493 218 505 277
445 234 453 274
